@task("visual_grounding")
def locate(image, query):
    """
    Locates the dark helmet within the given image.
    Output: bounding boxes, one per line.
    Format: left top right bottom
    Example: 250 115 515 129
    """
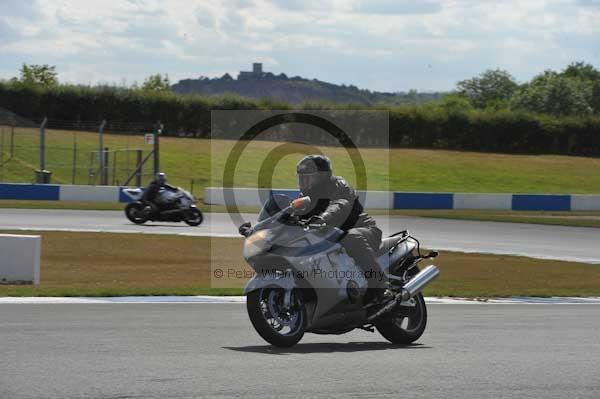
296 155 332 195
155 172 167 184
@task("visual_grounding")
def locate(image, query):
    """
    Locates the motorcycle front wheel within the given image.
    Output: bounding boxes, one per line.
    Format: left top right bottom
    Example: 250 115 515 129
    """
125 203 148 225
375 293 427 344
184 208 203 226
246 287 307 347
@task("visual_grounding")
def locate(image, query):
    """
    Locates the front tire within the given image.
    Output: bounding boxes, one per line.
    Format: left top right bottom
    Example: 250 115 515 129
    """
125 203 148 225
246 287 307 347
184 208 203 226
376 293 427 344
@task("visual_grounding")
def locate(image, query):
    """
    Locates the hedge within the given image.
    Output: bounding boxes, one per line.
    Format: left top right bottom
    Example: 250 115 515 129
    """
1 82 599 155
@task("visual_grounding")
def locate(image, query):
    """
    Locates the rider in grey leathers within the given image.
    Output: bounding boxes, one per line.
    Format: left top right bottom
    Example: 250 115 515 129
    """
295 155 386 299
141 172 177 213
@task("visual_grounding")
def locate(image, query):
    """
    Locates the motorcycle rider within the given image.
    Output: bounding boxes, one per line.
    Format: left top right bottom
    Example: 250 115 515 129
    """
142 172 177 214
295 155 387 302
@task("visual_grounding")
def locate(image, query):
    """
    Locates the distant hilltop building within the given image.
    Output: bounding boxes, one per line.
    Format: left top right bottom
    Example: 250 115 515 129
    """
171 62 444 104
238 63 265 79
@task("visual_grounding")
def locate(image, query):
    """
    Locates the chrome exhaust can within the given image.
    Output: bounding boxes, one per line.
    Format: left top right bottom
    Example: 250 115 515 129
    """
401 265 440 300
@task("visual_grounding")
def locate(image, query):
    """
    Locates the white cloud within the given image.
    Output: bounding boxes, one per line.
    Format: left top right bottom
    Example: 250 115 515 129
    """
0 0 598 91
354 0 443 15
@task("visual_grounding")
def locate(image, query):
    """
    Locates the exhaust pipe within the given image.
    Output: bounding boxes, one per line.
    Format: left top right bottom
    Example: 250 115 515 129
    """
367 265 440 322
400 265 440 300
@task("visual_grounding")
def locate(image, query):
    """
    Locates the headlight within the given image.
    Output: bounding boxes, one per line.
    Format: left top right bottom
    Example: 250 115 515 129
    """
243 230 272 259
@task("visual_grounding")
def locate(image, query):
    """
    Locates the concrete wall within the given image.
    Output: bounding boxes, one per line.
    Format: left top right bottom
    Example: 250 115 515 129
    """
454 194 513 210
204 187 600 211
0 183 136 203
205 188 394 209
571 195 600 211
0 234 41 284
1 183 599 210
0 183 60 200
59 185 121 202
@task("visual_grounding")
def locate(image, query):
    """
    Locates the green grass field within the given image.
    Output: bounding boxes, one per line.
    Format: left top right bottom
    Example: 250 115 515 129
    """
2 127 600 196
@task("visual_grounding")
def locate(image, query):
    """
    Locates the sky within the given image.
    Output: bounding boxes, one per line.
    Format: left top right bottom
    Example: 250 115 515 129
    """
1 0 599 92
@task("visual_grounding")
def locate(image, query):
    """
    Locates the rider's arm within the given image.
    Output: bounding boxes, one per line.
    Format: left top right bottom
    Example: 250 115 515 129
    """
163 183 178 191
318 178 355 228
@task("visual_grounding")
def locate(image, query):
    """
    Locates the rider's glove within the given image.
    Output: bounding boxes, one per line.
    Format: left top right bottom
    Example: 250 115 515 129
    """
238 221 252 237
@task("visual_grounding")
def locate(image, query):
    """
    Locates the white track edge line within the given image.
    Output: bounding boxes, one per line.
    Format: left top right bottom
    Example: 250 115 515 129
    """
1 296 600 304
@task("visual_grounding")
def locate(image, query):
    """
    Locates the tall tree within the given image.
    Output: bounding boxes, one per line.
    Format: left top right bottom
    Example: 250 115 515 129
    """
591 81 600 113
19 64 58 86
456 69 518 108
561 61 600 82
141 74 171 92
511 71 593 116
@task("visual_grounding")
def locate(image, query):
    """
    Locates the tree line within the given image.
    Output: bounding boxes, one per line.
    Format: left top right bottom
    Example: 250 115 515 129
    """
0 63 599 155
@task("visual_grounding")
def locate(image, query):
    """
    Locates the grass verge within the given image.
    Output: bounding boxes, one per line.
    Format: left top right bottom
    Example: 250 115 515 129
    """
384 209 600 228
0 230 599 297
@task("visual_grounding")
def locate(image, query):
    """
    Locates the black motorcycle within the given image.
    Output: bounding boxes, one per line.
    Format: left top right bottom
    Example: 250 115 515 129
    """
123 187 203 226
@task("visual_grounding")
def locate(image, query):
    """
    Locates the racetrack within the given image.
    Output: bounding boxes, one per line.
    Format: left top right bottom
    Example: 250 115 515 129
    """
1 208 600 263
1 303 599 399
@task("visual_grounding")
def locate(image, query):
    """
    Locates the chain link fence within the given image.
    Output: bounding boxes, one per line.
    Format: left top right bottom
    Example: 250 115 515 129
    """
0 108 205 196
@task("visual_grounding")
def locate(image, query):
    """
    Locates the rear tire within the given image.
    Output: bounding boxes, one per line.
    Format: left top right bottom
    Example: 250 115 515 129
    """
246 288 306 347
184 208 203 226
125 203 147 225
376 293 427 344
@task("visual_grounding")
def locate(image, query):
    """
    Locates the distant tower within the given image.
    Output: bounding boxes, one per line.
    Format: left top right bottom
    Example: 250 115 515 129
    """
239 63 265 79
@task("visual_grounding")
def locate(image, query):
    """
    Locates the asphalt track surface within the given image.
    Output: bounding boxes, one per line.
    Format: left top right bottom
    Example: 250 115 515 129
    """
1 303 599 399
1 208 600 263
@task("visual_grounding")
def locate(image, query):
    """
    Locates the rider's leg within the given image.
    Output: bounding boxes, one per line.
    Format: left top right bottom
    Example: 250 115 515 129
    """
341 227 385 292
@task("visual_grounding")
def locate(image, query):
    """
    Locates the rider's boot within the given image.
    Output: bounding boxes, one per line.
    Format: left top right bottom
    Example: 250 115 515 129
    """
366 270 392 304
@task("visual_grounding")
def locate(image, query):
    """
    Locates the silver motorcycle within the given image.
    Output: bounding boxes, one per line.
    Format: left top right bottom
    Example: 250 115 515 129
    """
240 194 440 347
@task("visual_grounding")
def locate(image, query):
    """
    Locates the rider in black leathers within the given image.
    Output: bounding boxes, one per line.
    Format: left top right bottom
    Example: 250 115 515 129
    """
295 155 386 299
142 172 177 213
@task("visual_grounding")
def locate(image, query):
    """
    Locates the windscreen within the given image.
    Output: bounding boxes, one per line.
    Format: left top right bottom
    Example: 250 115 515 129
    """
257 194 291 221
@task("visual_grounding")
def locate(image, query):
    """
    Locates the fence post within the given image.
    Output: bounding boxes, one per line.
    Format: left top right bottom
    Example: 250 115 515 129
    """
153 121 162 175
1 126 4 182
39 117 47 172
103 147 109 185
88 152 94 185
10 123 14 158
72 139 77 184
136 150 142 186
112 150 118 185
98 120 106 185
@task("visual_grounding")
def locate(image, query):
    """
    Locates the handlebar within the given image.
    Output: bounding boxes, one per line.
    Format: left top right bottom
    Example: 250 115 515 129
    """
299 221 324 231
243 205 330 235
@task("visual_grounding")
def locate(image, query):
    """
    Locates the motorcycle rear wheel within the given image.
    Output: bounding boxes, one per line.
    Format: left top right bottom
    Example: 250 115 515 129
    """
125 203 148 225
246 287 306 347
376 293 427 344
